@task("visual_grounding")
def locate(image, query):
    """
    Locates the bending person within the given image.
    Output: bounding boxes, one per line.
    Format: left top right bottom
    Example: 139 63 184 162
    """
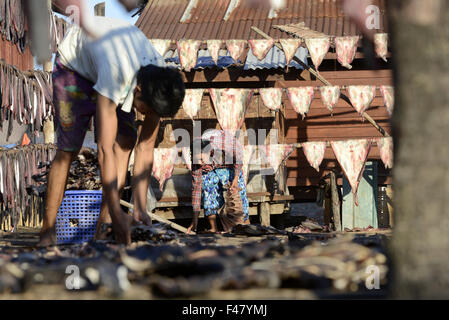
38 16 185 246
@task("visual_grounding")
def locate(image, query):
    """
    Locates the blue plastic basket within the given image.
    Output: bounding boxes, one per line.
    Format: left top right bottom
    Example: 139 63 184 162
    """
56 190 102 244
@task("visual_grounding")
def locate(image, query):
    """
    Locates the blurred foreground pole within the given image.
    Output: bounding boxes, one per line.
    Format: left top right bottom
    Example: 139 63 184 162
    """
389 0 449 299
25 0 52 65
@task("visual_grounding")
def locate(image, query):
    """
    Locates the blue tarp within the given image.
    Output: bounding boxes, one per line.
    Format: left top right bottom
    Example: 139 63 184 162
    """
1 143 17 149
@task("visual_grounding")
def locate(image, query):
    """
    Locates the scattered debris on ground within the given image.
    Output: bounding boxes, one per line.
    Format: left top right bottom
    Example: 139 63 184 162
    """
66 148 102 190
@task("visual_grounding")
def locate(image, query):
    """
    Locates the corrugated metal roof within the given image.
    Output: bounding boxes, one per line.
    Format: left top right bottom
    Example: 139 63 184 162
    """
164 49 236 69
136 0 388 41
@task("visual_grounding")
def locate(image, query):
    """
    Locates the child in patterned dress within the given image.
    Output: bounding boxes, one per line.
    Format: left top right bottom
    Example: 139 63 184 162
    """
187 131 250 234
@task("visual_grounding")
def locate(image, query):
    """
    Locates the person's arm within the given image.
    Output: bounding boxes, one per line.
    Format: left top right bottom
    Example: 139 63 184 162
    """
96 94 131 244
132 110 160 225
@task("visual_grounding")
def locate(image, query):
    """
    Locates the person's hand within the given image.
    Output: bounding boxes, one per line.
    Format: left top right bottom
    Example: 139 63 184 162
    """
133 210 152 227
112 210 132 245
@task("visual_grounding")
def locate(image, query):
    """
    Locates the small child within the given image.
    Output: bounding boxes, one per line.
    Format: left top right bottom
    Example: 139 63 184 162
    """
188 131 250 234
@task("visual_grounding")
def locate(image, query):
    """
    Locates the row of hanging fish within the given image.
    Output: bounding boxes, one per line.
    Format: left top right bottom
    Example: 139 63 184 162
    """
0 144 57 232
181 85 394 128
152 33 389 72
151 143 294 192
151 137 393 206
0 61 53 139
285 85 394 118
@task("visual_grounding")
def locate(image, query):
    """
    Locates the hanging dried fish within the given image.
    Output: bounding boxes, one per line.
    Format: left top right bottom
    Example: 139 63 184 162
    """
209 88 253 133
0 144 58 230
335 36 359 70
0 0 68 53
0 0 27 52
259 88 283 112
206 40 222 65
150 39 171 58
330 139 372 205
177 40 201 72
182 89 204 121
302 141 327 172
305 37 331 72
248 39 275 61
279 39 302 67
347 85 376 118
287 87 315 119
226 40 247 64
320 86 340 115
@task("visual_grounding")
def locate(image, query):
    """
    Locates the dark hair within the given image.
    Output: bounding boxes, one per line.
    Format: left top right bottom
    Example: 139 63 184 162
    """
137 65 185 117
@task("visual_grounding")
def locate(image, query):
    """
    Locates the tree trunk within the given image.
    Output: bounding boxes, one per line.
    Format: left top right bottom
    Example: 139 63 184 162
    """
389 0 449 299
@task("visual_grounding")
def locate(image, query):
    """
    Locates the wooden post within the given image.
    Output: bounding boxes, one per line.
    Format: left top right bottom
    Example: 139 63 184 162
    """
330 171 342 231
94 2 106 16
323 184 332 228
259 202 271 226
